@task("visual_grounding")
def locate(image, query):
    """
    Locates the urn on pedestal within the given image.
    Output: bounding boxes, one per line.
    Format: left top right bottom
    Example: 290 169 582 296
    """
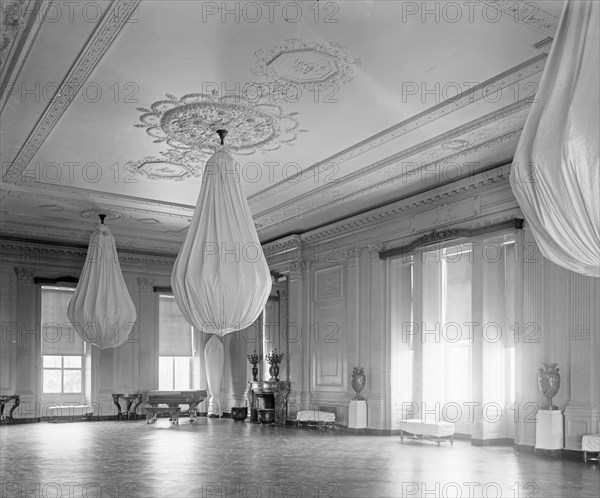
266 349 285 382
538 363 560 410
351 367 366 400
247 350 262 382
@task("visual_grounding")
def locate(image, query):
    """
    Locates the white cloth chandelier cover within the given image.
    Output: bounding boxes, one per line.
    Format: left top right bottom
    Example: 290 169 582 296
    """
171 145 272 335
67 223 137 349
204 335 224 417
510 0 599 277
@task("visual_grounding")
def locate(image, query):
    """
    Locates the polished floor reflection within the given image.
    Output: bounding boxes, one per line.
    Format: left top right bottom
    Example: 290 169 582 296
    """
1 418 598 497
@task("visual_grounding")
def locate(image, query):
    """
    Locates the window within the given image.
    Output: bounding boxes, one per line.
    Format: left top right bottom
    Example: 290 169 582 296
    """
158 295 193 390
391 236 517 434
41 287 84 394
421 245 473 412
43 355 82 393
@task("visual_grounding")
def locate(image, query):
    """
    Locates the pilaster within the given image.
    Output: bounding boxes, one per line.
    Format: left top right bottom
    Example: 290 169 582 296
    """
14 267 39 420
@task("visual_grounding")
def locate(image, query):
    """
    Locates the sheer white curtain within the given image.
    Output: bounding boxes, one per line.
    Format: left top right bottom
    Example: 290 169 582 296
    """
511 0 599 277
204 334 224 417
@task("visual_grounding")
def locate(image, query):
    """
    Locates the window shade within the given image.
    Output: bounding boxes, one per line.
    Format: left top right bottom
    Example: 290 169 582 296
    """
159 295 193 356
42 287 84 355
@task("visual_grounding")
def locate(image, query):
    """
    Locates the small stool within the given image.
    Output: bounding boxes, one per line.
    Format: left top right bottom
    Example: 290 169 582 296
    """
47 405 95 423
582 434 599 463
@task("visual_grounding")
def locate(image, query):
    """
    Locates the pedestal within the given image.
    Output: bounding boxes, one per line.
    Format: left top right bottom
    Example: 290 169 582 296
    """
535 410 564 450
349 400 367 429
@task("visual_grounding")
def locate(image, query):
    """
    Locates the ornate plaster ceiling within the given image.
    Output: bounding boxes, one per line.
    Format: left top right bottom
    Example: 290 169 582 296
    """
0 0 563 254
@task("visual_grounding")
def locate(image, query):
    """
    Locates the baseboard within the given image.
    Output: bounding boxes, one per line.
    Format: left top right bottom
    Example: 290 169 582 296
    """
515 443 535 454
534 447 563 458
471 437 514 447
2 417 40 424
516 444 588 461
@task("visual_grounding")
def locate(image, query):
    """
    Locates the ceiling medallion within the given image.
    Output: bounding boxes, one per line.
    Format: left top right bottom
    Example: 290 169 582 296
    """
129 92 304 180
252 39 361 92
135 92 301 154
81 210 121 222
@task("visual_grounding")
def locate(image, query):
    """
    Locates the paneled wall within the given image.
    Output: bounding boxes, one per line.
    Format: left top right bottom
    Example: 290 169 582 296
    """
1 162 598 451
263 163 599 446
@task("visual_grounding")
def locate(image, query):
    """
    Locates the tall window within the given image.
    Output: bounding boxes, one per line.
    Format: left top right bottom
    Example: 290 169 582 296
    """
158 295 193 390
420 245 473 414
416 238 516 433
41 286 85 394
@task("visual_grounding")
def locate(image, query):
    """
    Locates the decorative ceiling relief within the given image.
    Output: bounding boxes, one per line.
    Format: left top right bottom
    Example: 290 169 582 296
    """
80 210 121 222
124 156 199 181
128 92 304 180
0 0 26 70
252 39 361 93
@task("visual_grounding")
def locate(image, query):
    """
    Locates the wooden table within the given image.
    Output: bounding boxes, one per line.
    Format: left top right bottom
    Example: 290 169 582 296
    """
0 395 20 424
112 393 144 420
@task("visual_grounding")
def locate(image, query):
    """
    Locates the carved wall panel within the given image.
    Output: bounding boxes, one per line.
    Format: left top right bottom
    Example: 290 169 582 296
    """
312 303 346 392
314 266 343 301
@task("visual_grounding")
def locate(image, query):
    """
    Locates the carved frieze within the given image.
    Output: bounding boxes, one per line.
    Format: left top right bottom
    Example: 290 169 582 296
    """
410 197 480 233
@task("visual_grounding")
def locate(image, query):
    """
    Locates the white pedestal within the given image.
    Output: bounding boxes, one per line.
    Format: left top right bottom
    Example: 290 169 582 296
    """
349 400 367 429
535 410 564 450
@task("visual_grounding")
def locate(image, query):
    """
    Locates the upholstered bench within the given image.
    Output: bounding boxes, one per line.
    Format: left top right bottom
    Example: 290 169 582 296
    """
47 405 95 423
145 406 181 425
296 407 336 430
399 419 455 446
582 434 599 462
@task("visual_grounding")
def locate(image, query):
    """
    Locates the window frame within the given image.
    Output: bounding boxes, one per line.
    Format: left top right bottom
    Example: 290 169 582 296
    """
40 285 85 395
42 354 84 394
157 293 194 391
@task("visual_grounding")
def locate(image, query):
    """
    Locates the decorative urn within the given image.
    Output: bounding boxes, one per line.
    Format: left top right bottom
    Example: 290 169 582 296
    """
265 349 285 382
247 350 262 382
351 367 366 400
538 363 560 410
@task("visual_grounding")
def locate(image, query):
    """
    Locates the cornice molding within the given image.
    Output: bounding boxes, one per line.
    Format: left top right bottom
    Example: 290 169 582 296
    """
262 234 302 265
0 238 175 270
1 0 141 203
479 1 559 37
1 1 54 113
0 218 183 254
298 163 513 246
255 97 530 233
248 54 546 206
